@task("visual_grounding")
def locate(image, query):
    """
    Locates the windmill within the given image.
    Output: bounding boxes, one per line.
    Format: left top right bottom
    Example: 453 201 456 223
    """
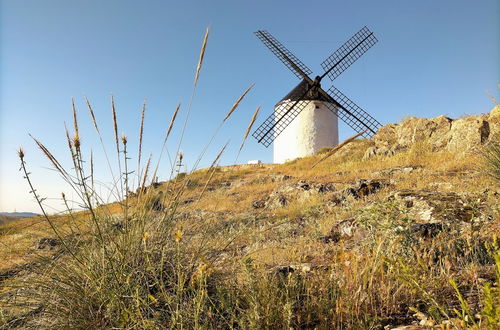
251 27 382 163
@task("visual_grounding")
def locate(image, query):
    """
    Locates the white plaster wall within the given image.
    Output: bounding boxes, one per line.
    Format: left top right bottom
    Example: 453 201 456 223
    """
273 100 339 163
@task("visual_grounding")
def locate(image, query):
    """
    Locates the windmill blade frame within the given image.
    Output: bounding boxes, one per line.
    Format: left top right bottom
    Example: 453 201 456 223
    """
320 26 378 81
320 85 382 138
255 30 313 81
251 27 381 149
252 92 312 147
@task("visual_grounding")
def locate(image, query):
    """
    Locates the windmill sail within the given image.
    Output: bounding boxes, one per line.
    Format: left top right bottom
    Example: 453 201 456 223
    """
323 86 382 138
255 30 313 80
252 95 311 148
321 26 378 81
252 27 381 148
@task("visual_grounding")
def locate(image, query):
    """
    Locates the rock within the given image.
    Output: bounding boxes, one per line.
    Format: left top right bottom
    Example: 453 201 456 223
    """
395 116 453 148
297 180 311 191
151 182 162 189
367 108 499 156
111 222 124 231
371 166 420 178
35 238 59 250
271 174 293 182
259 179 380 210
363 146 377 159
391 190 474 223
373 123 397 147
363 144 406 159
271 263 313 277
390 166 417 175
430 115 455 149
320 231 341 243
344 180 383 199
410 223 444 238
151 191 164 211
321 218 367 243
261 180 336 209
268 194 288 208
428 181 453 190
487 106 500 139
447 116 489 153
316 182 336 193
490 104 500 118
252 198 267 209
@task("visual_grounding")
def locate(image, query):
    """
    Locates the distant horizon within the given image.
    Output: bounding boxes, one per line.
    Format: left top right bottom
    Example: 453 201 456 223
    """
0 211 40 216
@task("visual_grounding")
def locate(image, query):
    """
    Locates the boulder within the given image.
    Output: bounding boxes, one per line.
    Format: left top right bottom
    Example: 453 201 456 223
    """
446 116 490 153
366 107 499 157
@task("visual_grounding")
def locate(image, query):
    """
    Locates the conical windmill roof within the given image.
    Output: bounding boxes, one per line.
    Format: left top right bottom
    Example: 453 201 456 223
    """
276 79 330 106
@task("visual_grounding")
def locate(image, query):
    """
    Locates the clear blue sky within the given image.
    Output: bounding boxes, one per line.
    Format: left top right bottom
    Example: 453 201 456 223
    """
1 0 498 213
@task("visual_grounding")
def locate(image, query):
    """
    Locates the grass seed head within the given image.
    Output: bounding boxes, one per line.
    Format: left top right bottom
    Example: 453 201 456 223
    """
239 105 261 152
194 27 210 87
71 97 79 136
111 95 119 154
85 96 100 133
73 132 81 149
18 146 25 160
223 83 255 122
166 103 181 139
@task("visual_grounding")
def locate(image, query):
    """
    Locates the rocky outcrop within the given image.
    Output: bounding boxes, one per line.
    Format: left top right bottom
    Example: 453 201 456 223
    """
364 106 500 158
252 179 385 210
321 189 492 246
390 190 475 223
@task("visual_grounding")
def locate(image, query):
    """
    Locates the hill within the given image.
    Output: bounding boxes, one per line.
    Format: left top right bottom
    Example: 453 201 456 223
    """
0 107 499 328
0 212 40 218
0 213 39 226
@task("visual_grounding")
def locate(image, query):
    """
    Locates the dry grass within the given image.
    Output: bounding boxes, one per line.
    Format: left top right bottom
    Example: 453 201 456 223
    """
2 129 499 328
1 30 499 329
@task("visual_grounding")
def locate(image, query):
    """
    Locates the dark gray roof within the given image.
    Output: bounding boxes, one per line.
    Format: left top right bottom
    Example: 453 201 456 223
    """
276 79 330 106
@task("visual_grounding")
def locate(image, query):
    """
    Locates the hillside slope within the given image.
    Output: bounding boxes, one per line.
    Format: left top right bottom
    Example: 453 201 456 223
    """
1 107 499 329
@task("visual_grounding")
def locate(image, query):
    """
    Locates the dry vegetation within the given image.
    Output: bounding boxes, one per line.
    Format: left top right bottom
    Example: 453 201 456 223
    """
1 30 499 329
1 135 498 329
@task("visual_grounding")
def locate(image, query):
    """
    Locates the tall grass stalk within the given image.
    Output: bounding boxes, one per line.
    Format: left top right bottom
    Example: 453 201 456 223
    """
85 96 118 199
151 103 181 184
173 27 210 183
111 94 124 201
235 104 261 163
189 83 254 177
136 99 147 189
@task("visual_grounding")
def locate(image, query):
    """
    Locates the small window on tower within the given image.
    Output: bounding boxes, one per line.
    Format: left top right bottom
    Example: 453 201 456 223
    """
315 105 320 109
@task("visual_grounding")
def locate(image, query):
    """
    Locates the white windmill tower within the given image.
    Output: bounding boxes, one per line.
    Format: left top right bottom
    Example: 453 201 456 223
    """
252 27 381 163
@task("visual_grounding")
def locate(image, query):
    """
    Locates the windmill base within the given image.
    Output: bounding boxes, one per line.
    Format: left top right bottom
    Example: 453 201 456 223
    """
273 100 339 164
